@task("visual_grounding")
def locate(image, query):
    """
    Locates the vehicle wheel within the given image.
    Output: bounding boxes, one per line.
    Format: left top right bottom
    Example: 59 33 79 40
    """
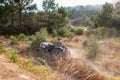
51 48 63 60
36 48 45 56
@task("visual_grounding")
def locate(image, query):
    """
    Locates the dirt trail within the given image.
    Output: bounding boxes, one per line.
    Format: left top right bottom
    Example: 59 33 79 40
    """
0 54 36 80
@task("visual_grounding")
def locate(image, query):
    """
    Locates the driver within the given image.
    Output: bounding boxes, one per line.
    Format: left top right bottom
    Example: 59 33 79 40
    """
55 38 64 48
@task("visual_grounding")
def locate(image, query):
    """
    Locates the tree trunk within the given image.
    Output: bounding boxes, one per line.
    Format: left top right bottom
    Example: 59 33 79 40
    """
19 9 22 33
11 0 14 27
11 11 13 26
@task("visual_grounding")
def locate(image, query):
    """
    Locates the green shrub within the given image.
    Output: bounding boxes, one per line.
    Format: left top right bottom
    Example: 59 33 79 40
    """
86 40 99 59
52 29 59 37
18 33 26 41
7 48 18 63
0 43 3 53
10 35 18 44
95 27 118 39
28 35 35 41
58 27 73 38
20 59 51 78
0 43 3 50
31 27 48 49
74 27 84 35
82 39 88 48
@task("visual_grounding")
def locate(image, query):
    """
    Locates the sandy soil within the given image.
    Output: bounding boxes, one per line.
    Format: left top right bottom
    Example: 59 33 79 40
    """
0 54 37 80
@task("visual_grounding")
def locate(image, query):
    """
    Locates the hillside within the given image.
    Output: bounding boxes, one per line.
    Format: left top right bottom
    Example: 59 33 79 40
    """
0 33 120 80
0 0 120 80
0 54 36 80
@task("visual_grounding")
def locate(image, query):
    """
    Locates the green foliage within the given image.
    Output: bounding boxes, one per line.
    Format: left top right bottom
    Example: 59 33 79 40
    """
111 14 120 30
20 59 51 78
0 0 68 36
42 0 58 12
115 2 120 14
95 2 113 27
38 5 69 34
58 27 73 38
67 5 102 19
0 42 3 53
31 27 48 49
82 39 88 48
94 27 118 39
74 26 84 35
7 48 18 63
18 33 26 41
0 43 3 50
10 35 18 44
52 29 59 37
71 16 93 27
86 40 100 59
58 6 68 18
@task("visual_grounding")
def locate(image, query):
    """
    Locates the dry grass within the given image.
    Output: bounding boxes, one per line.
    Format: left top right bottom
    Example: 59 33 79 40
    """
63 36 85 48
94 38 120 78
55 58 106 80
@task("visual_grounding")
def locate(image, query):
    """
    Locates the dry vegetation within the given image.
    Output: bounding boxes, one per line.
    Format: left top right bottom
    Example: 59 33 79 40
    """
0 33 120 80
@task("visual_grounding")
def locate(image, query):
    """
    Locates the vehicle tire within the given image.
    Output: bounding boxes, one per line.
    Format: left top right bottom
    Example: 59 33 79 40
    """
51 48 63 60
36 48 45 56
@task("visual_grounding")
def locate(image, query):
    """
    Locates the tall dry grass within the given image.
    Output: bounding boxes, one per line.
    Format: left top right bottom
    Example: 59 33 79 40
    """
55 58 106 80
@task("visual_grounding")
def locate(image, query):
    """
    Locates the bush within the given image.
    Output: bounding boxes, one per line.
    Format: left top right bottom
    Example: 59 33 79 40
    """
10 35 18 44
58 27 73 38
19 59 51 78
31 27 48 49
74 27 84 35
0 43 3 50
94 27 118 39
7 48 18 63
82 39 88 48
0 43 3 53
52 29 59 37
86 40 99 59
111 14 120 30
18 33 26 41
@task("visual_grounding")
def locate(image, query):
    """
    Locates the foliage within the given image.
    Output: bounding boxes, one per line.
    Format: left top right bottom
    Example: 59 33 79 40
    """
0 42 3 53
7 48 18 63
82 39 88 48
94 27 118 39
0 43 3 50
87 41 99 59
95 2 113 27
115 2 120 14
111 14 120 30
31 27 48 49
71 16 93 27
67 5 102 19
84 39 100 59
19 59 52 78
58 27 73 37
42 0 58 12
10 35 18 44
0 0 68 35
74 26 84 35
18 33 26 41
0 0 37 34
52 29 59 37
40 4 69 34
